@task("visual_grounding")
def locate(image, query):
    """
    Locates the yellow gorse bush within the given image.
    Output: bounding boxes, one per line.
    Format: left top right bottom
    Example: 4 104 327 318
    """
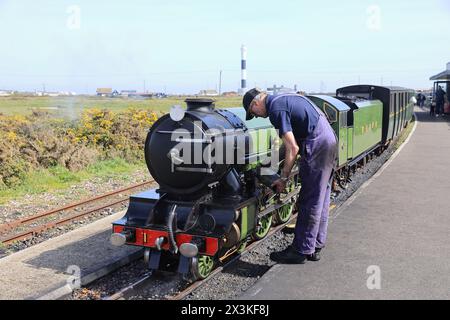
0 108 159 188
73 107 158 149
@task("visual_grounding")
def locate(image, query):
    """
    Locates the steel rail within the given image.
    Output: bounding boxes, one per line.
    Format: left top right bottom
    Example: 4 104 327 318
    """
0 180 155 244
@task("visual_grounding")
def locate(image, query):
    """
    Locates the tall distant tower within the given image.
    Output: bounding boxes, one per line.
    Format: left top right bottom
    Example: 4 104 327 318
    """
240 44 247 95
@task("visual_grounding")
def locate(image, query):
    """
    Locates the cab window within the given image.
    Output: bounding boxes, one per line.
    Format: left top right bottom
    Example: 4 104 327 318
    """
323 103 337 123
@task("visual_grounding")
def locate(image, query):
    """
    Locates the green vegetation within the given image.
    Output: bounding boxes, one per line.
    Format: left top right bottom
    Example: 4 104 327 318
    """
0 95 243 116
0 95 243 204
0 107 157 203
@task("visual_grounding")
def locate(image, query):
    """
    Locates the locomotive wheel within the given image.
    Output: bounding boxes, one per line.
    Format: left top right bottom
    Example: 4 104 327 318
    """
338 170 349 189
274 202 294 225
191 255 215 280
273 177 296 225
253 214 273 240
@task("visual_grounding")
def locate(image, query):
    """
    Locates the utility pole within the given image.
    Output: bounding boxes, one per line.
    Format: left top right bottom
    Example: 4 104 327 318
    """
42 83 46 93
320 80 325 93
218 70 222 95
144 80 146 93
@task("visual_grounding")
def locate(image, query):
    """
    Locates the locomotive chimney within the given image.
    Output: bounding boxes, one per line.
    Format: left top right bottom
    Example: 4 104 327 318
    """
185 98 215 112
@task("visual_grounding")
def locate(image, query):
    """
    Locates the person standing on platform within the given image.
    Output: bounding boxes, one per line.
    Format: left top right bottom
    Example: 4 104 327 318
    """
421 94 426 108
416 93 422 107
436 86 445 116
242 88 337 264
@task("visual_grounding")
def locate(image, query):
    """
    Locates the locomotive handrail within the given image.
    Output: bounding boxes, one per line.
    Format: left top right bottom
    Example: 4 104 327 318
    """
175 167 214 173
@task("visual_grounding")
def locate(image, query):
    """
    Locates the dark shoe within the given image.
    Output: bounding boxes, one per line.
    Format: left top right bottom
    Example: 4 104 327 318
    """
270 245 307 264
307 248 322 261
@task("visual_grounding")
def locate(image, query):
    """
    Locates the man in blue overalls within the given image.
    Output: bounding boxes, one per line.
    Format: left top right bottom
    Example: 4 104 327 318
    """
243 88 337 264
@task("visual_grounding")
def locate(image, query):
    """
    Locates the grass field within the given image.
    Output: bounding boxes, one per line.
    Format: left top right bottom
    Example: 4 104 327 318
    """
0 94 243 204
0 158 146 204
0 95 243 116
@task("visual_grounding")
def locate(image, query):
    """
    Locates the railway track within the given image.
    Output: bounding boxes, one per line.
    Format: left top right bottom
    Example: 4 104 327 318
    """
103 213 298 301
0 180 155 245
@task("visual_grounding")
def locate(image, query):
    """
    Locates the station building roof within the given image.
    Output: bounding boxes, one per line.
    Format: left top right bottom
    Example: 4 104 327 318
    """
430 62 450 81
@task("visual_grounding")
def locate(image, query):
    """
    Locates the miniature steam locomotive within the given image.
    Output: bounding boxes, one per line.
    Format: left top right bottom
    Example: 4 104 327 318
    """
110 85 414 280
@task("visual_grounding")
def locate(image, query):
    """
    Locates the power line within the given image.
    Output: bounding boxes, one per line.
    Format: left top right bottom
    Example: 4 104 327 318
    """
0 67 436 78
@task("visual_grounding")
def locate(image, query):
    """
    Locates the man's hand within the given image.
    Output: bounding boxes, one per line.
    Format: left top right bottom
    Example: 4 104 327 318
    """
272 178 287 194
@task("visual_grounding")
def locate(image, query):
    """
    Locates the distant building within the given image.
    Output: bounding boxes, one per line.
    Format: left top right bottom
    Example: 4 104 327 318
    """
120 90 137 97
266 84 297 95
429 62 450 103
96 88 112 96
222 91 238 96
0 90 12 96
153 92 167 98
60 91 77 96
34 91 60 96
199 89 219 96
137 92 154 98
33 91 75 97
429 62 450 82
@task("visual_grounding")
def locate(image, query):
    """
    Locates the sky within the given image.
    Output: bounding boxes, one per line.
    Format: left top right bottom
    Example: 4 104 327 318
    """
0 0 449 94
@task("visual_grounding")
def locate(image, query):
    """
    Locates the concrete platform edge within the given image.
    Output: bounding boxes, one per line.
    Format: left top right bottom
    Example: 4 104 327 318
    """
35 248 143 300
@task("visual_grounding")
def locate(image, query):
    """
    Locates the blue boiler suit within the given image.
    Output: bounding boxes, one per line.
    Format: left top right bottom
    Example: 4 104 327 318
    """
267 94 337 255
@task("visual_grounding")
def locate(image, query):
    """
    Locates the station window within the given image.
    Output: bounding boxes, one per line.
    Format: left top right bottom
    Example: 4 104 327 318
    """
323 102 337 123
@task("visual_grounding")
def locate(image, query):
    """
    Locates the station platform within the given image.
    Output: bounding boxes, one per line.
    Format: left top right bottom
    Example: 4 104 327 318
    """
240 107 450 299
0 211 140 300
